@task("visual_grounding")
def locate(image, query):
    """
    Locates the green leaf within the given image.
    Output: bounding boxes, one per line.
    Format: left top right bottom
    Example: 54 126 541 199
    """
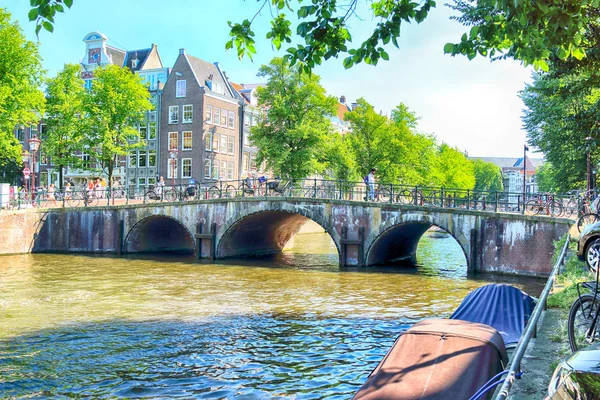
343 57 354 69
381 51 389 61
42 21 53 33
469 26 479 37
64 0 73 7
443 43 454 54
28 8 38 21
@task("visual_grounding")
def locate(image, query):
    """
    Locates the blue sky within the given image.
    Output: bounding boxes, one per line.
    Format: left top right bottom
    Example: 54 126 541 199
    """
5 0 534 158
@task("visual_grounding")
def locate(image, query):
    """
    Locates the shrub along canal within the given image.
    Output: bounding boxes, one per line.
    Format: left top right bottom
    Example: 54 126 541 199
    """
0 228 544 398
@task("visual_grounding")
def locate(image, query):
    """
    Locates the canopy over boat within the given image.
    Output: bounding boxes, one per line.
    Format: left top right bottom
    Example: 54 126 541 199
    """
354 319 508 400
450 284 535 347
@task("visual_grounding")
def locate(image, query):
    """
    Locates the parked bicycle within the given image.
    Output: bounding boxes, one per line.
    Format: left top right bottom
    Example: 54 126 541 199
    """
567 260 600 352
67 189 98 207
525 193 562 217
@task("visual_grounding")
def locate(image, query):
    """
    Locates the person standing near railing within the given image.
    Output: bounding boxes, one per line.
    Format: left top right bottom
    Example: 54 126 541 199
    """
366 168 376 201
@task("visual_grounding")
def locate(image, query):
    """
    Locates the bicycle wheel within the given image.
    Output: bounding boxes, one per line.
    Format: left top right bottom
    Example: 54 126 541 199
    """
208 186 221 199
225 185 238 198
145 190 161 202
568 293 600 352
163 189 178 202
525 200 541 214
563 200 576 218
377 187 391 203
396 189 413 205
578 213 600 233
548 200 563 217
239 183 255 197
67 192 82 207
428 191 440 207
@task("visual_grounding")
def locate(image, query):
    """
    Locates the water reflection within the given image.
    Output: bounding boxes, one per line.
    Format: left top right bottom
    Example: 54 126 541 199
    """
0 228 545 398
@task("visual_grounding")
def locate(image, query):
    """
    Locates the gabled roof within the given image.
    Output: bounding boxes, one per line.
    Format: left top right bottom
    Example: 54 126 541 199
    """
337 102 351 120
470 156 544 170
106 45 126 68
124 48 151 71
185 54 235 98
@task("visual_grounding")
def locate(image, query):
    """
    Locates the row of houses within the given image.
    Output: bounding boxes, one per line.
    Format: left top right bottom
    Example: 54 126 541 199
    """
16 31 320 193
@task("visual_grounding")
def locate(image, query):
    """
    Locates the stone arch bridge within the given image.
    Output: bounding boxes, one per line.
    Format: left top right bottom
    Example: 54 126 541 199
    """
32 198 572 276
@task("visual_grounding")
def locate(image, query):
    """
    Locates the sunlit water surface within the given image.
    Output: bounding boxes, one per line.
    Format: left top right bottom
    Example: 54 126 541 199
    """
0 230 544 398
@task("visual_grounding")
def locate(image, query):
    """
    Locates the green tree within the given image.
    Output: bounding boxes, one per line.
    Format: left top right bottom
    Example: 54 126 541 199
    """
472 159 503 192
535 162 562 193
44 64 86 188
320 132 359 182
520 71 593 192
84 64 152 189
249 57 337 179
0 8 45 180
436 144 475 189
30 1 598 71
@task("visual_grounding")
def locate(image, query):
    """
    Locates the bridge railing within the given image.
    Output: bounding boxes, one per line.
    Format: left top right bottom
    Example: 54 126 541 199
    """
1 179 577 218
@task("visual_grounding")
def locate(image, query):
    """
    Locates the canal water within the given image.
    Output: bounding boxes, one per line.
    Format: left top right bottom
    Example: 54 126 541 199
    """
0 228 544 399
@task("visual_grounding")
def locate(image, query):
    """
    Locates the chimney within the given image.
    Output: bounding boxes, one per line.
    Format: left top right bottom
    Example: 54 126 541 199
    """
351 102 358 110
340 95 346 104
179 48 186 55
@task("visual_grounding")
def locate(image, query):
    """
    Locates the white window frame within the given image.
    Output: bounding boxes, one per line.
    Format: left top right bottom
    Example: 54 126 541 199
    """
182 131 192 151
138 150 147 168
129 151 137 168
168 106 179 124
228 111 235 129
220 109 227 126
221 160 227 180
212 159 219 180
214 107 220 127
204 159 211 179
148 150 156 167
181 158 192 178
227 161 234 180
167 158 178 179
148 122 156 140
227 136 234 155
176 80 186 98
220 135 228 155
205 105 213 124
183 105 193 123
168 131 178 150
212 133 219 153
244 113 250 127
205 132 212 151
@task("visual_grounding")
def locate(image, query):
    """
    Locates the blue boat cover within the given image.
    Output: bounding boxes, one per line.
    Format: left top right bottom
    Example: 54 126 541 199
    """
450 284 535 346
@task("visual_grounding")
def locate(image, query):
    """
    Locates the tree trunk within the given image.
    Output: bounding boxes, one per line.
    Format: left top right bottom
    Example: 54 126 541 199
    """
58 164 64 190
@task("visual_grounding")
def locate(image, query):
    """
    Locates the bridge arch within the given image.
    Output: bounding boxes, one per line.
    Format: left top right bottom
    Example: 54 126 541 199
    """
216 204 340 260
124 214 195 255
365 218 470 267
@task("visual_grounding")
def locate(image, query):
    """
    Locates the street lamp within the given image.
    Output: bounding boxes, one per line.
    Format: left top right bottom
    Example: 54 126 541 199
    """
28 135 41 192
21 150 30 193
169 148 179 186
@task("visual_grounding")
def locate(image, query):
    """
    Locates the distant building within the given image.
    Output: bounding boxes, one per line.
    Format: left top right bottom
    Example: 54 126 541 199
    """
79 31 169 191
160 49 240 186
471 156 543 201
229 82 266 177
331 95 352 134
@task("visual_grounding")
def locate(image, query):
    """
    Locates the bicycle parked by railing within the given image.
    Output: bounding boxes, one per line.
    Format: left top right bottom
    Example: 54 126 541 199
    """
525 193 562 217
66 188 99 207
567 259 600 352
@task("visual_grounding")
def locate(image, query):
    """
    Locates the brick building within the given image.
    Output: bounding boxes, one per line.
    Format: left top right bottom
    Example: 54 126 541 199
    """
160 49 240 186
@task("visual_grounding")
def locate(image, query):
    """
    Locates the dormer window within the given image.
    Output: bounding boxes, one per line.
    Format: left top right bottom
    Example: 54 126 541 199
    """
131 58 138 68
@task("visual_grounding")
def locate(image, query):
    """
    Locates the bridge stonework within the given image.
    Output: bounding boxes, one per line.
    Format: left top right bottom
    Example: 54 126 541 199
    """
24 198 571 276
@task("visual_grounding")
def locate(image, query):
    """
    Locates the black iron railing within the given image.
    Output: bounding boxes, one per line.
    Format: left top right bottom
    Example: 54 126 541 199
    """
0 178 579 218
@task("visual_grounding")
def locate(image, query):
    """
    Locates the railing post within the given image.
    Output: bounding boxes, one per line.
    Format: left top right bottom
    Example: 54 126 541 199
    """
467 189 471 209
389 183 393 203
313 178 317 198
219 180 223 198
62 190 66 208
338 180 342 200
414 186 418 205
495 191 498 212
440 187 445 208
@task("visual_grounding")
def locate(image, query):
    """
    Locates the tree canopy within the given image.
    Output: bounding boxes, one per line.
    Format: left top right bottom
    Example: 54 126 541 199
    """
472 158 503 192
250 57 337 179
83 64 153 188
0 8 45 178
44 63 86 188
29 1 600 72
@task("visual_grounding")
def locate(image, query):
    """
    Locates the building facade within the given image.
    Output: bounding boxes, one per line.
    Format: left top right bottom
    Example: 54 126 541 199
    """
77 31 169 192
160 49 240 186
